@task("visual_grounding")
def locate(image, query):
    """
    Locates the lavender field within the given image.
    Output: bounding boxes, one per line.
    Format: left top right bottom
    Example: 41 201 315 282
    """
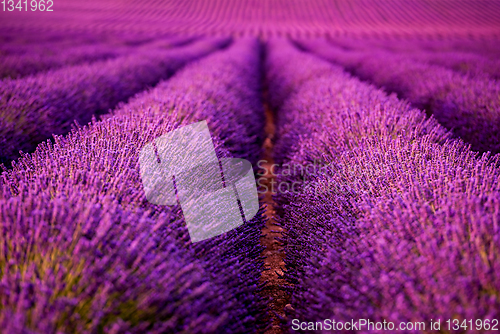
1 1 500 333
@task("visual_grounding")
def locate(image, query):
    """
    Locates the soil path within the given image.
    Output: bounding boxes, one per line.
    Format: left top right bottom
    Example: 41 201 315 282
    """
259 103 291 334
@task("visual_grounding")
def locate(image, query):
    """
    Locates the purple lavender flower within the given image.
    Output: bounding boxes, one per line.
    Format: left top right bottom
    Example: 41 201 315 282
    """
0 38 267 333
0 37 230 164
296 38 500 154
266 39 500 332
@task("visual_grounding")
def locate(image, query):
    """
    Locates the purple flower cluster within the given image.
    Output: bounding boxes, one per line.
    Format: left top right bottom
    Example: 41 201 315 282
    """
0 37 230 165
0 38 267 333
327 37 500 80
328 36 500 60
0 43 129 80
0 36 197 80
266 39 500 331
384 50 500 80
0 32 168 67
296 38 500 155
111 38 265 164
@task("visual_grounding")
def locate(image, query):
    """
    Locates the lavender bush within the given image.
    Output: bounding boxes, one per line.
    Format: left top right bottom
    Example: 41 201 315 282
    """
388 50 500 80
0 37 230 164
327 38 500 80
0 38 267 333
0 36 197 79
328 37 500 60
376 49 500 80
296 38 500 155
266 39 500 332
111 38 265 164
0 29 155 61
0 43 130 79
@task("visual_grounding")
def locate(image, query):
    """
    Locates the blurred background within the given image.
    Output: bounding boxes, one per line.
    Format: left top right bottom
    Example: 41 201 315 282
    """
1 0 500 39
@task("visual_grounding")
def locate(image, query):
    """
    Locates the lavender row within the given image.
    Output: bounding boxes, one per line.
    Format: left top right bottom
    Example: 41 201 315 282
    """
0 31 163 56
266 37 450 284
0 37 229 165
327 38 500 80
266 40 500 331
0 31 105 55
328 37 500 60
111 37 267 332
110 38 265 165
0 38 267 333
0 43 131 79
0 36 197 79
296 39 500 155
389 50 500 80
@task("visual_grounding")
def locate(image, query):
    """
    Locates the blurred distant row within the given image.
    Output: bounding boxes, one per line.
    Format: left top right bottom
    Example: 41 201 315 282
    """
1 28 500 81
0 0 499 38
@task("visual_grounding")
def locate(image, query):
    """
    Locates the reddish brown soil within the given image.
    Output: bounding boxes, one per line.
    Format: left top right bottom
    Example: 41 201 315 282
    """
259 106 291 334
